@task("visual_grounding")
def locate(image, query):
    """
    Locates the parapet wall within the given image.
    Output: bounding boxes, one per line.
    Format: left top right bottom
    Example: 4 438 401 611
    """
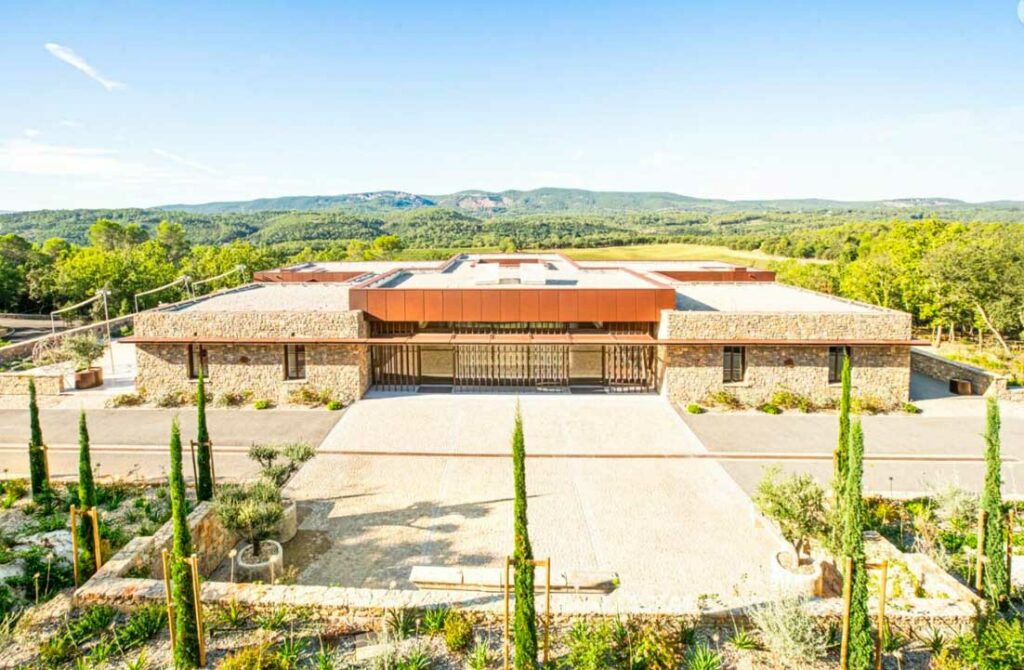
659 309 912 341
135 309 366 340
910 347 1018 399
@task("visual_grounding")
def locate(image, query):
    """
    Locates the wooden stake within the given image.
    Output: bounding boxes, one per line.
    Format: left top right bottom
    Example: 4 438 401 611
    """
69 505 79 587
840 556 853 670
503 556 511 670
189 440 198 491
874 560 889 670
88 508 102 571
977 509 988 594
1008 509 1015 597
161 549 177 647
190 554 206 667
543 557 551 665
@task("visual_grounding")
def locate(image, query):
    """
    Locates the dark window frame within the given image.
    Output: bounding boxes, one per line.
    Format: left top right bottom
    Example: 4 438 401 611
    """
722 346 746 383
284 344 307 380
187 344 209 380
828 346 851 384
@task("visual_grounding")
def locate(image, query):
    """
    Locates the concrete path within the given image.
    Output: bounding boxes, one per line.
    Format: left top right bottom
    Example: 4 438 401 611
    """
0 408 343 482
284 393 785 607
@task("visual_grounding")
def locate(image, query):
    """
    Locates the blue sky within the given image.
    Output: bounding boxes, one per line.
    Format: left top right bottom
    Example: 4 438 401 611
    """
1 1 1022 211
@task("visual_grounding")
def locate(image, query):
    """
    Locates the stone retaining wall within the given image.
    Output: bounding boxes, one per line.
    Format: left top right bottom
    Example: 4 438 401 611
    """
0 371 64 395
0 314 134 365
134 310 365 340
658 309 912 342
910 347 1015 398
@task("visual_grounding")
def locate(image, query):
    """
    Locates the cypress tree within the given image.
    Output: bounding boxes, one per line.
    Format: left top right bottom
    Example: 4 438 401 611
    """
981 396 1008 602
195 373 213 501
77 411 98 577
169 419 201 668
842 419 872 670
511 406 537 670
829 353 852 556
27 378 48 500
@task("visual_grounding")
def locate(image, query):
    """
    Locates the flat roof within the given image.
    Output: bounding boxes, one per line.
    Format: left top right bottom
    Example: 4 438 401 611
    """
173 283 351 313
674 282 882 314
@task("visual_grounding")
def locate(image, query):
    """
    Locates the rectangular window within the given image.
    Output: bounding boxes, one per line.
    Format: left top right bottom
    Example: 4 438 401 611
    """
723 346 746 383
284 344 306 380
187 344 209 380
828 346 851 384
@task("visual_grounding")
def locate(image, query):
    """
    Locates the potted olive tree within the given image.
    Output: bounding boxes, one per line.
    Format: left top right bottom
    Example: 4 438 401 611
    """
63 334 106 389
247 442 315 542
214 480 284 582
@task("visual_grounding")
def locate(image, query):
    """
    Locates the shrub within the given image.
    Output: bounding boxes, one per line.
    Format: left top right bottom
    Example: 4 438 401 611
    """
326 399 344 411
287 385 333 407
754 466 828 554
684 643 723 670
748 596 827 668
219 645 287 670
771 388 815 413
106 392 145 408
565 620 615 670
900 402 922 414
851 394 886 415
959 616 1024 670
214 480 284 559
758 403 782 415
156 391 190 408
248 442 316 487
384 607 417 639
0 479 27 508
444 609 474 653
254 398 273 410
215 389 253 407
705 390 742 409
468 638 493 670
111 604 166 652
685 403 705 414
62 334 105 371
397 645 434 670
421 606 450 635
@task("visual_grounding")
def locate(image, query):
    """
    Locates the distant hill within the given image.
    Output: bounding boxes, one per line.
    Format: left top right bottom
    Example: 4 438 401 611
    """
159 191 434 214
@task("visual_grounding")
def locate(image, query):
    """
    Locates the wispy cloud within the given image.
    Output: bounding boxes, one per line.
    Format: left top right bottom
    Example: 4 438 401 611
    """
0 138 149 179
44 43 124 91
152 148 220 175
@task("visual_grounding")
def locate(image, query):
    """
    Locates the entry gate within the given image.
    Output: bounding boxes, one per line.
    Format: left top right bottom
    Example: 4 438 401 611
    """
454 345 569 391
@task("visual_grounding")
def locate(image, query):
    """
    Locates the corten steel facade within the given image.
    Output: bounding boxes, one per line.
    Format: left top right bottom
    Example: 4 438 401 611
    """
127 253 920 407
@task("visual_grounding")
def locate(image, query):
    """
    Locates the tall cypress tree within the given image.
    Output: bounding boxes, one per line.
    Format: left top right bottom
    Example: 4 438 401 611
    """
981 397 1008 602
77 411 98 577
195 373 213 501
511 406 537 670
829 353 852 556
169 419 201 668
27 378 48 500
843 419 872 670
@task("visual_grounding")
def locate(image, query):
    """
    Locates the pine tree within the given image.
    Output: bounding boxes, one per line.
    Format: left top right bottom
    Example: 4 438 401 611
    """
829 353 852 556
169 419 201 668
842 419 872 670
981 396 1008 602
27 378 48 500
511 405 537 670
195 373 213 502
77 411 98 577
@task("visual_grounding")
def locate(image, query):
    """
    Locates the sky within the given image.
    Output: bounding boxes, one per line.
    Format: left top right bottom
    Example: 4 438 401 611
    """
0 1 1023 211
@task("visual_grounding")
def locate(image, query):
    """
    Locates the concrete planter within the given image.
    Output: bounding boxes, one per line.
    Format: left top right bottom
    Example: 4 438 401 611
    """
236 540 284 583
274 498 298 544
770 551 823 597
74 367 104 389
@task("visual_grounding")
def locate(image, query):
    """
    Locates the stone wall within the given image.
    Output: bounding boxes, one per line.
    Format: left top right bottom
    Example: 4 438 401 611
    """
658 308 912 341
910 347 1015 398
0 314 134 365
134 310 369 403
660 344 910 407
0 371 63 395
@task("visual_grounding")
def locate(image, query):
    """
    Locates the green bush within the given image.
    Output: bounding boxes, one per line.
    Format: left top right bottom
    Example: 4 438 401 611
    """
758 403 782 415
754 466 828 554
214 480 284 559
684 643 723 670
287 385 333 407
705 390 742 409
444 609 474 653
770 388 815 413
421 606 450 635
156 391 190 408
749 596 827 668
900 402 922 414
105 392 145 408
62 334 105 371
565 620 615 670
959 616 1024 670
254 398 273 410
248 442 315 487
326 399 344 411
219 645 287 670
397 645 434 670
215 389 253 407
685 403 705 414
851 394 886 415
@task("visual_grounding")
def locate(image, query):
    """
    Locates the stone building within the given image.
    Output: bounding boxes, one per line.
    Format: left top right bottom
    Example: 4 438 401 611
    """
127 253 918 407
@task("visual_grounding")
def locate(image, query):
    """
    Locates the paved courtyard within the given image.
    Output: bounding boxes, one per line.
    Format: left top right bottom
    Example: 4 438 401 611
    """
283 393 786 607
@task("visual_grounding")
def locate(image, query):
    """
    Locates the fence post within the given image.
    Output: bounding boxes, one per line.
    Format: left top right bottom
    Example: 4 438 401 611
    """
976 509 988 594
1008 509 1015 596
161 549 176 648
88 508 102 571
190 554 206 667
544 557 551 666
874 560 889 670
70 505 80 587
503 556 511 670
840 556 853 670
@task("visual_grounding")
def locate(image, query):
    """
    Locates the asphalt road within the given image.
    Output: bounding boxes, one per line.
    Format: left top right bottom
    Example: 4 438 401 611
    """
0 408 343 481
682 411 1024 497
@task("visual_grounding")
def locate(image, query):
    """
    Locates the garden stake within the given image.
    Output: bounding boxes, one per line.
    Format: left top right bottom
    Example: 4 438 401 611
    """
88 508 102 571
228 548 237 583
874 560 889 670
839 556 852 670
189 440 199 491
502 556 552 670
69 505 80 587
976 509 987 594
503 556 510 670
189 554 206 667
1008 509 1015 593
161 549 177 647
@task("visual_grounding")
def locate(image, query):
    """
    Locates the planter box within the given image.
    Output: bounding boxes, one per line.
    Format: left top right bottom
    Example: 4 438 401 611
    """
74 367 104 390
274 498 298 544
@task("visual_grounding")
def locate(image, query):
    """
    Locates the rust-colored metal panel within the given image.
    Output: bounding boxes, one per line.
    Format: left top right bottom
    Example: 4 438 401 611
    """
558 290 578 321
443 290 463 321
538 291 559 321
656 288 677 312
500 291 521 321
520 290 539 321
577 290 598 321
615 291 637 321
367 291 387 319
462 290 482 321
481 291 502 321
423 290 444 320
597 291 618 322
405 291 424 321
349 289 367 312
386 290 406 321
634 291 656 320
